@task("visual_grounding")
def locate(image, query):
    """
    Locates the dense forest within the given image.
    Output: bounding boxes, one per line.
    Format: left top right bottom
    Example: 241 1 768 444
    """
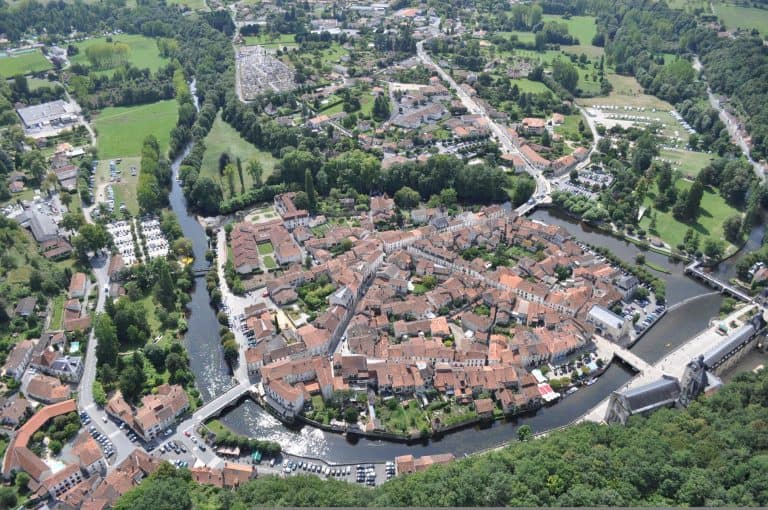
115 367 768 507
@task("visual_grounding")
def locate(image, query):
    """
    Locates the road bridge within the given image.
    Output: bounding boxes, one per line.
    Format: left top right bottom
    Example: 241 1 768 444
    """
684 262 752 302
582 304 761 423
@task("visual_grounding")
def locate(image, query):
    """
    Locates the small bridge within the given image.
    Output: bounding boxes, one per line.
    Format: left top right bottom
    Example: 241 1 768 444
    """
192 382 253 424
192 266 213 277
684 262 752 302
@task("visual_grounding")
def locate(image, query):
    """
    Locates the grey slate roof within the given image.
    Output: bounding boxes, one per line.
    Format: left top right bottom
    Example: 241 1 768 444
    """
621 375 681 413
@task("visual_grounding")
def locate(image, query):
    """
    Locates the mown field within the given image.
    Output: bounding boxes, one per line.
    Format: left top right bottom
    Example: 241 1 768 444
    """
0 49 52 77
200 113 278 196
640 179 741 253
70 34 168 73
713 3 768 35
93 100 177 159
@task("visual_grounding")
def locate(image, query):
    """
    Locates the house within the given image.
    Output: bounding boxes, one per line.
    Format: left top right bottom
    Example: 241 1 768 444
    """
69 272 88 298
14 296 37 317
616 275 639 302
520 117 546 135
9 181 24 193
33 353 84 383
41 237 73 260
394 453 455 474
587 305 630 341
263 378 305 418
0 394 30 428
274 193 310 229
72 430 107 477
474 397 494 418
108 254 125 282
107 384 189 442
26 374 71 404
2 339 35 380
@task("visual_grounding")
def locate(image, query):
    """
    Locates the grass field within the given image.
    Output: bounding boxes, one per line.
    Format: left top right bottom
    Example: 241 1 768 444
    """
511 78 553 94
50 295 65 330
243 33 297 48
578 74 673 110
713 3 768 35
27 77 58 90
496 31 537 44
555 113 588 141
0 49 52 77
167 0 208 10
657 148 715 178
70 34 168 73
263 255 277 269
95 157 141 215
640 180 741 253
258 242 273 255
93 100 177 159
542 14 598 44
200 113 277 196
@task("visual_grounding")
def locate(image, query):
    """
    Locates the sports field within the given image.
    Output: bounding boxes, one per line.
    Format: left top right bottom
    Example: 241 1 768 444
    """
0 49 52 77
70 34 168 72
93 100 177 159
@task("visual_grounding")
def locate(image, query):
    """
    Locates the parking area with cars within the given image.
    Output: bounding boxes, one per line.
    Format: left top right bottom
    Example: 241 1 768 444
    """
273 457 393 486
82 411 118 461
626 296 667 340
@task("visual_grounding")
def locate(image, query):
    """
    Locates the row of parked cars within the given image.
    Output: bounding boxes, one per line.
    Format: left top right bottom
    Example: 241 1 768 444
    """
86 420 115 459
159 440 187 455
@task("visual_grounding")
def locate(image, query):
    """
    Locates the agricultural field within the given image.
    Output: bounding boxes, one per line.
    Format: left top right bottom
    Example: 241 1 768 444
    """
95 157 141 215
70 34 168 73
93 100 178 159
640 179 741 253
200 113 278 196
713 3 768 35
0 49 52 77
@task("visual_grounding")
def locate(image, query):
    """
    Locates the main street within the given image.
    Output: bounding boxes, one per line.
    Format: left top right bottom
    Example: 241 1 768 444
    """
415 39 551 201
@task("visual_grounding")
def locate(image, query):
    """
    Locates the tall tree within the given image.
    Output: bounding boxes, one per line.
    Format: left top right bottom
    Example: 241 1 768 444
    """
247 160 263 187
94 313 118 368
236 157 245 194
305 169 317 214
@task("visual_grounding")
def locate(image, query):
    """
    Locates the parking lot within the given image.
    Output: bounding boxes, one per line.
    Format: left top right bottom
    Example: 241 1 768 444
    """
274 458 394 486
625 296 667 339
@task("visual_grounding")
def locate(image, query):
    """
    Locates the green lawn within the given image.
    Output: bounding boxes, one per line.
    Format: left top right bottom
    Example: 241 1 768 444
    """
495 31 537 44
243 33 297 47
640 180 741 253
579 74 673 110
93 100 177 159
320 43 348 66
714 2 768 36
377 400 430 435
167 0 208 10
511 78 553 94
200 112 278 196
70 34 168 73
258 242 273 255
555 113 588 141
541 15 598 44
96 157 141 215
263 255 277 269
657 148 715 178
50 295 65 330
0 49 52 77
27 77 58 90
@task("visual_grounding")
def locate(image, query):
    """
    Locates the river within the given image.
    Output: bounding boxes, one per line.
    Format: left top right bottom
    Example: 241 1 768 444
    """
164 117 755 460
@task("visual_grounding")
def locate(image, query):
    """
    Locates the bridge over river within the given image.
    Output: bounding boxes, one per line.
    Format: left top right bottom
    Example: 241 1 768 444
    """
582 303 761 423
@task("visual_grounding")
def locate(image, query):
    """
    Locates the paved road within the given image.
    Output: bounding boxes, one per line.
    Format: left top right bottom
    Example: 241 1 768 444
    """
693 56 765 181
415 39 551 199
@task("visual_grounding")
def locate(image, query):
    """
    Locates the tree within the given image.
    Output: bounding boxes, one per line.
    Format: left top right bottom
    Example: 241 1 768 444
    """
394 186 421 209
305 169 317 214
703 238 724 261
14 472 30 493
372 94 391 122
94 313 119 367
222 339 239 366
119 364 146 403
224 164 237 198
344 406 359 424
0 487 17 509
155 259 176 311
722 215 743 243
541 129 551 147
552 59 579 93
218 152 230 176
190 177 222 215
49 439 63 454
635 253 646 265
236 157 245 194
144 343 167 371
517 424 533 441
247 160 263 187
